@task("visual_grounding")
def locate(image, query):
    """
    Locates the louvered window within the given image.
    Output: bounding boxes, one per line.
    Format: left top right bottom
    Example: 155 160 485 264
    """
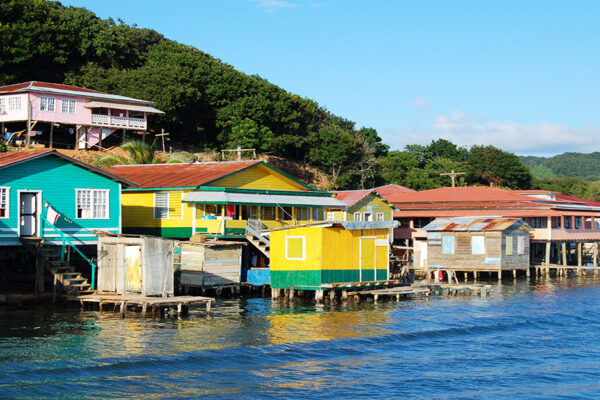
0 187 9 218
154 193 169 219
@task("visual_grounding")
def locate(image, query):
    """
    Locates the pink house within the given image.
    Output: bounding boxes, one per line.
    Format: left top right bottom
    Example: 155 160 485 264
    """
0 81 163 150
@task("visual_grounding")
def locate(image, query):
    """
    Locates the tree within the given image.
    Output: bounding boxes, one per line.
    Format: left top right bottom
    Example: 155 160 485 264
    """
467 145 532 189
96 139 162 168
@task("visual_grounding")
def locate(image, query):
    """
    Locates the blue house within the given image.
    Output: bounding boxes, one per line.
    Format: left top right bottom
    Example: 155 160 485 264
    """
0 150 137 294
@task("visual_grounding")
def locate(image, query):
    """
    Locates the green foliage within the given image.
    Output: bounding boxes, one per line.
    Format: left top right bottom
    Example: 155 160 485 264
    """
96 139 160 168
467 145 532 189
167 151 198 164
520 152 600 181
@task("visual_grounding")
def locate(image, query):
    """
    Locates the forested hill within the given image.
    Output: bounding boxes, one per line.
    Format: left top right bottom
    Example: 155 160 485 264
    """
520 153 600 181
0 0 389 188
0 0 543 193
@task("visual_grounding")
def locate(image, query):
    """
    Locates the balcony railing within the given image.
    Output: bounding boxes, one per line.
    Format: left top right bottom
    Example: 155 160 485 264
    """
91 114 147 129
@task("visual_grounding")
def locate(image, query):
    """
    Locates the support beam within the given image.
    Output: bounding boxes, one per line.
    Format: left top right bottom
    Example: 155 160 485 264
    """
562 242 567 267
577 242 582 267
545 242 551 265
49 123 54 149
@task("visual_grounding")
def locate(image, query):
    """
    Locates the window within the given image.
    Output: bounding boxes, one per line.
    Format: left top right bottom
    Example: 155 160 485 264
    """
354 212 362 222
0 187 9 218
76 189 108 219
575 217 582 229
0 98 5 113
285 236 305 260
40 96 55 112
296 207 310 221
312 208 324 221
62 99 77 114
506 236 514 255
471 236 485 255
327 212 335 221
8 97 21 111
248 205 259 219
261 206 275 220
376 213 385 221
564 217 572 229
281 206 293 221
364 212 373 222
153 192 182 219
442 235 455 255
517 236 525 255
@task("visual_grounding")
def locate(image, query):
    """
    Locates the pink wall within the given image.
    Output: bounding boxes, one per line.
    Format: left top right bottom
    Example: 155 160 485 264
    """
29 93 91 125
0 94 28 123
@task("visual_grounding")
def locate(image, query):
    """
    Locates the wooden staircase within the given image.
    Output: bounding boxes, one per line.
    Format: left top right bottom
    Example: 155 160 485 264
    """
20 238 94 296
246 220 270 258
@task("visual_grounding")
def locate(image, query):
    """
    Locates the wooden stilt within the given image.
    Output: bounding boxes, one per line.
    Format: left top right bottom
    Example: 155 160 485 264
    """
341 289 348 300
525 268 530 278
513 270 517 279
141 303 147 317
120 301 126 318
474 271 478 282
373 294 379 302
206 301 211 313
562 242 567 267
289 286 295 300
545 242 551 265
329 289 336 301
53 274 58 303
271 288 280 299
594 242 598 276
315 290 324 302
177 303 182 317
464 272 468 282
577 242 582 268
497 270 502 281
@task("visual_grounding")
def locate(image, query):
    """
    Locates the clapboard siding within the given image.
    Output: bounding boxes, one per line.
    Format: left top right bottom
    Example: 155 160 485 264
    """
121 189 193 234
178 243 243 287
208 164 307 191
0 154 121 244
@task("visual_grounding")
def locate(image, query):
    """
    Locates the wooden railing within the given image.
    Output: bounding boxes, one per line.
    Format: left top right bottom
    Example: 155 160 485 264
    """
91 114 147 129
246 219 270 246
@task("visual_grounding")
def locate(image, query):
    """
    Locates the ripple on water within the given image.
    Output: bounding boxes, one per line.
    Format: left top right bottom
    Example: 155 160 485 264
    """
2 278 600 399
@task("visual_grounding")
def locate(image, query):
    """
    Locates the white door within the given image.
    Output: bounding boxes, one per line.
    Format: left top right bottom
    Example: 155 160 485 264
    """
20 192 38 237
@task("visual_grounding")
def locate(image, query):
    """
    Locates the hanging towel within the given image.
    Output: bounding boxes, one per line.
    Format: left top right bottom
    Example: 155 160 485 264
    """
227 204 236 216
45 203 60 224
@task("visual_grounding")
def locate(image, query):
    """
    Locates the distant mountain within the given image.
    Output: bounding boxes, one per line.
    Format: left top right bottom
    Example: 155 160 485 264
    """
520 152 600 181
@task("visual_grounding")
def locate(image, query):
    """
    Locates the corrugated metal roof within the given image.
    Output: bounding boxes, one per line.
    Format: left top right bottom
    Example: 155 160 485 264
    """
0 81 155 105
332 190 373 207
340 221 398 230
106 160 261 188
387 186 537 204
374 184 416 198
182 190 347 208
422 217 525 232
0 150 139 187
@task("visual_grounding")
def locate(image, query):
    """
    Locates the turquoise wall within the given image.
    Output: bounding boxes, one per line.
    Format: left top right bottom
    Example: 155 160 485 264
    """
0 155 121 245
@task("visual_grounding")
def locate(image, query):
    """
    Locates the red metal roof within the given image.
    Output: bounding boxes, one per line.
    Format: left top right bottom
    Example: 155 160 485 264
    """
555 194 600 207
375 184 415 198
332 190 373 207
386 186 535 204
515 190 558 195
394 209 600 218
105 160 262 188
0 150 53 166
0 81 103 94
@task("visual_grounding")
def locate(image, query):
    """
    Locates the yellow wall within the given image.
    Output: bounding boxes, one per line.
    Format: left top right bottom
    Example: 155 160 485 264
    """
121 189 193 229
270 227 324 271
271 226 389 272
208 164 308 191
344 194 394 221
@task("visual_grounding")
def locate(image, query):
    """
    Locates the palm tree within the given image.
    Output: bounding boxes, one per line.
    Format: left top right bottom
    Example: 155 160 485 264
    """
96 139 163 168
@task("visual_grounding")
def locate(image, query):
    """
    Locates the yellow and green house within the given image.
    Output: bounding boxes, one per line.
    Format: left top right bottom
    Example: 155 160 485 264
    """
269 221 399 290
105 160 347 239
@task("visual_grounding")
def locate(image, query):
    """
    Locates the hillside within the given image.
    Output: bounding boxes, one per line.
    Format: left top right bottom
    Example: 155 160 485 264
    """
520 152 600 181
0 0 386 189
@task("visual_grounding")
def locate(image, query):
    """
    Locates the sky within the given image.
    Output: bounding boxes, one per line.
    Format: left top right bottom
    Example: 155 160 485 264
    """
60 0 600 156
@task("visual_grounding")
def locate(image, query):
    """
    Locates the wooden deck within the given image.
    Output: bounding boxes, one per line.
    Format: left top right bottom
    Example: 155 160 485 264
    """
418 283 492 297
347 286 431 302
67 293 215 317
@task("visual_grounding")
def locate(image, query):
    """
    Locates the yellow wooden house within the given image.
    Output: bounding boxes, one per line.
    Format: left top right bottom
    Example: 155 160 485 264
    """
328 189 396 222
269 221 398 290
105 160 347 239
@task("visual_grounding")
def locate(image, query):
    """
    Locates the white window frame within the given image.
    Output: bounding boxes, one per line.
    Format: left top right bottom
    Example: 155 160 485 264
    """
40 96 56 112
327 212 335 221
75 189 109 220
153 191 184 220
0 98 5 113
0 187 10 219
376 212 385 221
285 236 306 260
8 96 21 111
354 212 362 222
62 98 77 114
364 212 373 222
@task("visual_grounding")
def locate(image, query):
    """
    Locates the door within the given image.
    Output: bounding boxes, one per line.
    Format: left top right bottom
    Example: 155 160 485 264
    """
19 192 39 237
360 237 376 281
125 245 142 293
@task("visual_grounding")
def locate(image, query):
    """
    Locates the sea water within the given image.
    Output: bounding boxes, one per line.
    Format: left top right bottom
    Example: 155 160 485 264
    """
2 277 600 399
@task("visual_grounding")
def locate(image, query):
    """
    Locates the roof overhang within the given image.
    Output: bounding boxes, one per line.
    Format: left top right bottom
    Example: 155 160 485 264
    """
83 101 164 114
182 190 347 209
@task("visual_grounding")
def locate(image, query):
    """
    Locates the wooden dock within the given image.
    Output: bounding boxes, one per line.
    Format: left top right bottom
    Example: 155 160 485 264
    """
419 283 492 297
67 293 215 318
347 286 431 302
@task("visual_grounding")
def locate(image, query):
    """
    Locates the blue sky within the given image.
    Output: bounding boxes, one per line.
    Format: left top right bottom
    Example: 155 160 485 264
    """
61 0 600 156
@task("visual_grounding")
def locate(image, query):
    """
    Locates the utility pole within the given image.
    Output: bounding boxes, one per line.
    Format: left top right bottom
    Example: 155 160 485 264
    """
440 169 466 187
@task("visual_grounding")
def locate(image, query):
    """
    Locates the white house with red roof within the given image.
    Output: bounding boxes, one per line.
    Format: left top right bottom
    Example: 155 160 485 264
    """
0 81 163 150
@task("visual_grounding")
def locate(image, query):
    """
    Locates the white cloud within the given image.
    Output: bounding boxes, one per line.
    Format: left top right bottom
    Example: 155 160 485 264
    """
251 0 298 12
382 110 600 156
412 96 431 108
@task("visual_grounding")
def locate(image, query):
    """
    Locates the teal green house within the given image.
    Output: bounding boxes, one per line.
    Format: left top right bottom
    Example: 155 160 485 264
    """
0 150 137 246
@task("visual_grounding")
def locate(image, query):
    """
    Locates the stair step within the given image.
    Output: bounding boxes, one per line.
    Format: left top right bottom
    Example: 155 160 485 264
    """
63 277 87 284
